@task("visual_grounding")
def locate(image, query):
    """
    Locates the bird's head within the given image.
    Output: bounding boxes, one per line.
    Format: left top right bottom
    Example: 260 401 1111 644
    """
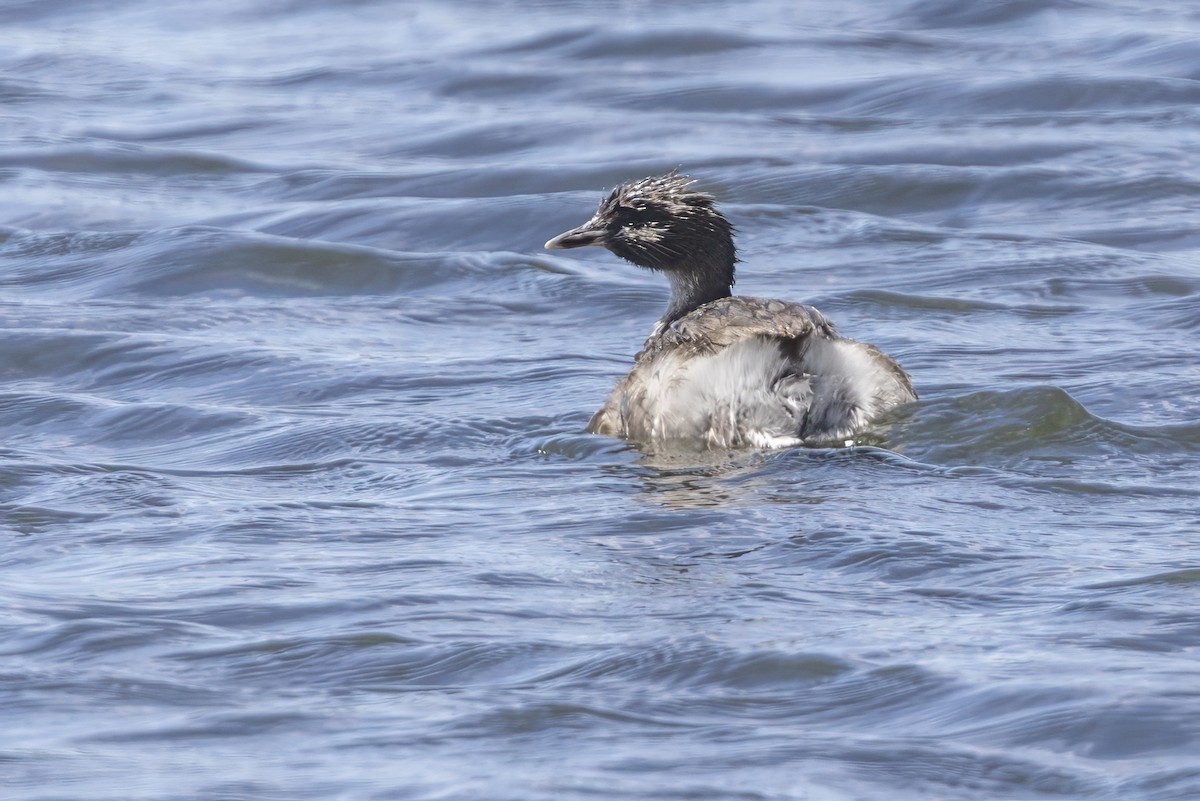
545 173 736 279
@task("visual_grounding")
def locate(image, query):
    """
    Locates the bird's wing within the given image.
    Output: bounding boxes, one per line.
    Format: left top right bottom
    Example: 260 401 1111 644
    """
629 296 916 444
637 296 836 361
591 296 915 446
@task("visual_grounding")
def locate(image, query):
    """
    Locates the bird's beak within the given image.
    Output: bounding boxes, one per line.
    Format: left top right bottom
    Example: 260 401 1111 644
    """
544 220 608 250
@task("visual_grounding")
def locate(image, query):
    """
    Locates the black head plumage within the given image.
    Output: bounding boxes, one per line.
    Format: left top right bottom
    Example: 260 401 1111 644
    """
546 173 737 323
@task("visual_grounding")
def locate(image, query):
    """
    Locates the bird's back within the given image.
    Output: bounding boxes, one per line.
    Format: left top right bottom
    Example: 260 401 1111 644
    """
588 296 916 449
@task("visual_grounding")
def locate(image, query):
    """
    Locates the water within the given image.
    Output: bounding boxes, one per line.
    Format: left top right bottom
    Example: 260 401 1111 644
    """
3 1 1200 799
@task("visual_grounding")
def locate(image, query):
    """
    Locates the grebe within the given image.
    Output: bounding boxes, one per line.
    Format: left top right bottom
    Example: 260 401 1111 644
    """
545 173 916 449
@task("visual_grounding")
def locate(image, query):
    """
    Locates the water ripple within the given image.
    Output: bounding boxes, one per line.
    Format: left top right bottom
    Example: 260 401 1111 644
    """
5 1 1200 800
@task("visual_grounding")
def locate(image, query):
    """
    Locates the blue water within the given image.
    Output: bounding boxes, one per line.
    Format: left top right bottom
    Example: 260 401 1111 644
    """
3 2 1200 799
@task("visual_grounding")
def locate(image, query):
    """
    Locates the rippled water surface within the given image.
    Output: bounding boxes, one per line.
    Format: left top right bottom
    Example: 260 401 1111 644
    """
4 1 1200 799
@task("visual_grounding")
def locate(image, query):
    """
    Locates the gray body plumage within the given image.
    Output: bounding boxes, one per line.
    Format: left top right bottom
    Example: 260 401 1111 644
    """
546 173 916 450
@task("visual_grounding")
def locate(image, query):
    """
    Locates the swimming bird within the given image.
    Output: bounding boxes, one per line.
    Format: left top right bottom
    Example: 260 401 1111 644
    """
545 173 916 449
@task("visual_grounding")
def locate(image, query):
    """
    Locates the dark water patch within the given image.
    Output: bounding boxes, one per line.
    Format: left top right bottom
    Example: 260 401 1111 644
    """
597 70 1200 121
1040 273 1200 302
1085 568 1200 591
542 640 854 692
2 467 189 535
997 700 1199 758
0 229 140 273
0 332 289 404
0 0 85 23
0 76 54 105
1 502 109 533
213 419 427 467
0 226 516 299
754 163 1096 223
262 165 630 204
176 635 575 693
1122 770 1200 801
241 195 570 254
825 138 1089 169
241 64 371 89
1078 225 1200 253
81 709 322 744
384 119 553 160
545 26 769 60
0 614 215 665
88 402 257 450
601 81 863 116
886 0 1078 29
1121 38 1200 80
1004 476 1200 500
0 144 265 176
114 229 446 299
430 67 565 101
530 431 632 462
848 72 1189 116
809 529 1022 583
892 385 1200 471
1081 628 1200 656
83 118 269 148
0 389 104 433
827 736 1105 797
839 288 1084 316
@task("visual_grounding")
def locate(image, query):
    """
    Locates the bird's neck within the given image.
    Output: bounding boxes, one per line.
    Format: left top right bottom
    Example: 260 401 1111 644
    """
660 255 734 327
